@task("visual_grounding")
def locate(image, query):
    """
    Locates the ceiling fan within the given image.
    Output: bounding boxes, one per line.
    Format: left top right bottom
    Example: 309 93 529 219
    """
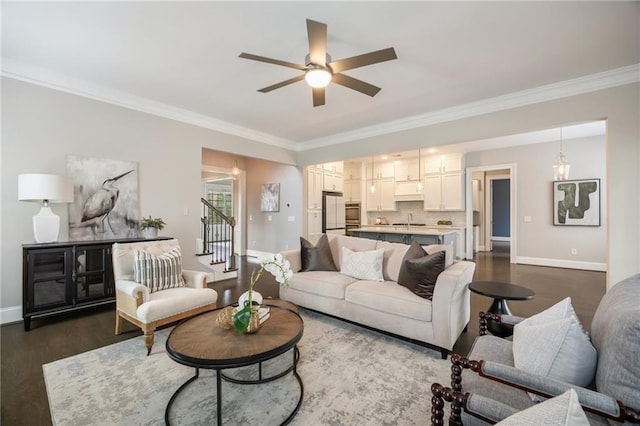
239 19 397 107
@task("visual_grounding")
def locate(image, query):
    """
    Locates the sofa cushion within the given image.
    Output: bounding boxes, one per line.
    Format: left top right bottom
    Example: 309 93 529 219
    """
133 247 185 292
287 271 357 299
424 244 454 268
512 298 597 400
345 280 432 322
402 250 446 300
496 389 589 426
589 273 640 412
376 241 411 282
300 234 337 272
340 247 384 282
327 234 378 269
396 240 426 286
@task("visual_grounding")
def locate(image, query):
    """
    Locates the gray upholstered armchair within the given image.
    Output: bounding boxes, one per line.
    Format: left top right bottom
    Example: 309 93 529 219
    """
112 239 217 355
431 274 640 425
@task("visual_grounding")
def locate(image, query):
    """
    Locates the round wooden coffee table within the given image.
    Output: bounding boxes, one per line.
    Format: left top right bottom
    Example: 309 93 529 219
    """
468 281 535 337
164 302 304 425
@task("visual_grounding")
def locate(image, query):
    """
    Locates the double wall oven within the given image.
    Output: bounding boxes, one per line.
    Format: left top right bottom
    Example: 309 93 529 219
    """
345 202 361 236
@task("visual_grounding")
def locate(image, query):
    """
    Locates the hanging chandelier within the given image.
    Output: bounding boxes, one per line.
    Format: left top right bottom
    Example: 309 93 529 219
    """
370 155 376 193
553 128 570 181
416 149 424 192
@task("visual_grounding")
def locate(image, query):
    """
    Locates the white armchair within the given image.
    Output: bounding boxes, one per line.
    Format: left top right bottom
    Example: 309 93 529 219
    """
112 239 217 355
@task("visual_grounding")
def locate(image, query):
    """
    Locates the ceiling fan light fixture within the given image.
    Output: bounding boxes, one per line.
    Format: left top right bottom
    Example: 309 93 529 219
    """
305 67 332 88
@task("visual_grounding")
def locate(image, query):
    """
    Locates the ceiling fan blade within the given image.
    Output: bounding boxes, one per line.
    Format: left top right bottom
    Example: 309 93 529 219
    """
307 19 327 66
239 52 307 71
329 47 397 74
332 73 381 97
312 87 326 107
257 75 305 93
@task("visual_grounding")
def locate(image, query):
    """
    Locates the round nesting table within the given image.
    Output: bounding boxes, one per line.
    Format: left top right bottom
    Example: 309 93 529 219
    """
165 301 304 425
468 281 535 337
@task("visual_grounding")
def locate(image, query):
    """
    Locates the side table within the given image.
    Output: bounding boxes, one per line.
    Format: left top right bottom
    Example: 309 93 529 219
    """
468 281 535 337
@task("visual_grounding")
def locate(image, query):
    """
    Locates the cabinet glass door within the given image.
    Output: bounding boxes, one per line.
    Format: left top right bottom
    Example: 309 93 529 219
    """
29 249 72 310
75 246 111 303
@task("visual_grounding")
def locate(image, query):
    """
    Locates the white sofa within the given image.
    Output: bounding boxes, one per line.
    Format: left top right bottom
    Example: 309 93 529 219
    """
279 234 476 358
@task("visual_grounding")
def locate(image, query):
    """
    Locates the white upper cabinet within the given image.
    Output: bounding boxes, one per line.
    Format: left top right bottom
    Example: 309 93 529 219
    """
343 161 362 181
394 159 420 182
322 161 344 174
424 154 464 174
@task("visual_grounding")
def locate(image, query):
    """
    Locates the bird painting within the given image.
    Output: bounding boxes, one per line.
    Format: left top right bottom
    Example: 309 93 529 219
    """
81 169 134 233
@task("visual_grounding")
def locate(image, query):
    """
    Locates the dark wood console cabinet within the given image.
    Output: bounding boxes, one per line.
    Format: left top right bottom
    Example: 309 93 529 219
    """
22 237 170 331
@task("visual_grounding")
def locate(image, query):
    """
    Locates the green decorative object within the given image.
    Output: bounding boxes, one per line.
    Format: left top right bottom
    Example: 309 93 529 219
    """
233 254 293 333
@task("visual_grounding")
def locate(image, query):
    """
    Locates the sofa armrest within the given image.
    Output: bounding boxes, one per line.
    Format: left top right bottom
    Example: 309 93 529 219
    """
116 279 148 300
431 261 476 350
280 249 301 273
449 355 640 423
182 269 208 288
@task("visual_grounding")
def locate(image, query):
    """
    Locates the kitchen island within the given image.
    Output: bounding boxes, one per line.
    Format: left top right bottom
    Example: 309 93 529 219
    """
351 226 457 255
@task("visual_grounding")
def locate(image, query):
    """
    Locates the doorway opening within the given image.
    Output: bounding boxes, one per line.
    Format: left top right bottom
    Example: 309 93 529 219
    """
465 164 516 263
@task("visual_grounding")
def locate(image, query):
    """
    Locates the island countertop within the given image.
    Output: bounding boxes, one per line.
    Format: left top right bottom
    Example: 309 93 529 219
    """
351 226 458 236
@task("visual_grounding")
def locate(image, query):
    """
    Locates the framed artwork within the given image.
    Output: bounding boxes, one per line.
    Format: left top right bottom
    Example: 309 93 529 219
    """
260 183 280 212
67 155 140 240
553 179 600 226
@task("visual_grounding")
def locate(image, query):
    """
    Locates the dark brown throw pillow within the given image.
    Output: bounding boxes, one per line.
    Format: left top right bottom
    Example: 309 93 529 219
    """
397 240 428 289
402 250 446 300
300 234 337 272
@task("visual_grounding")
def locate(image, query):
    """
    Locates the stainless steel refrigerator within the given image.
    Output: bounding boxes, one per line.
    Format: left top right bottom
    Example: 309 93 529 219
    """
322 191 346 235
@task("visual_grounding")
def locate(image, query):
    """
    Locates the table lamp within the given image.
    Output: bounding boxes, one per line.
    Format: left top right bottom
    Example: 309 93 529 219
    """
18 174 74 243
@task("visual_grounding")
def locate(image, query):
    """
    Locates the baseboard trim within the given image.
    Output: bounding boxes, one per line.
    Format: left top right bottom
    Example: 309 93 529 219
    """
491 237 511 242
1 305 23 325
516 256 607 272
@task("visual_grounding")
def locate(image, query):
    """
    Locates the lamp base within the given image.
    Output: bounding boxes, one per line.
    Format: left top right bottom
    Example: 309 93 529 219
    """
33 206 61 243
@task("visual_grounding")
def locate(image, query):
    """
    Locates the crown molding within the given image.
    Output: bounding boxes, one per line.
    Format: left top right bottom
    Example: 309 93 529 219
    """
3 59 637 153
1 59 298 151
299 63 640 151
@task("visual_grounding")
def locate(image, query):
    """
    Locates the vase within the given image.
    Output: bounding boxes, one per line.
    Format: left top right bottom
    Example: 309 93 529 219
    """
238 290 263 309
142 228 158 239
244 310 261 334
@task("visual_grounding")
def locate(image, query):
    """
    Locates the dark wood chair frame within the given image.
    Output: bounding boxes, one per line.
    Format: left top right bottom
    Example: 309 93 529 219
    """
430 312 640 426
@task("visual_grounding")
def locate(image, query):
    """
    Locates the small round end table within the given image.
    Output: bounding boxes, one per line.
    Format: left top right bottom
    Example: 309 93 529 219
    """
468 281 535 337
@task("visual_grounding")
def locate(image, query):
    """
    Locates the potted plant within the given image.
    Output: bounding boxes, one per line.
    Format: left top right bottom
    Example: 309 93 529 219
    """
140 216 165 239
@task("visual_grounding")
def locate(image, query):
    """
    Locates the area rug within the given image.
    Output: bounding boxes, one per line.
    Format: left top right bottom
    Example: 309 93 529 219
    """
44 309 450 425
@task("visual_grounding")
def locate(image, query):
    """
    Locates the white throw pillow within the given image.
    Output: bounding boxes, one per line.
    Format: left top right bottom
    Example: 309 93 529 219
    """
512 298 597 401
134 247 185 292
340 247 384 282
496 389 589 426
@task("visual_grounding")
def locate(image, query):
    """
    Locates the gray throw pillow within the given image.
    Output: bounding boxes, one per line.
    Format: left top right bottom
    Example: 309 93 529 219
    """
401 250 446 300
397 240 427 288
300 234 337 272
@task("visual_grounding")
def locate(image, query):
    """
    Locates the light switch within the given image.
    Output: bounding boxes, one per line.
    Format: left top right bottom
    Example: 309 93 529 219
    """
524 215 532 223
183 207 189 216
249 215 253 221
268 215 272 221
288 216 295 222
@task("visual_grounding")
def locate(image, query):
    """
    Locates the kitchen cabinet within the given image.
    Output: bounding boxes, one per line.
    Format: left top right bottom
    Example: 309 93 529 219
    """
343 161 362 180
366 178 396 211
344 179 362 202
323 172 344 192
307 210 322 245
322 161 343 174
424 154 464 174
22 237 170 331
307 167 323 210
424 173 464 211
394 159 420 182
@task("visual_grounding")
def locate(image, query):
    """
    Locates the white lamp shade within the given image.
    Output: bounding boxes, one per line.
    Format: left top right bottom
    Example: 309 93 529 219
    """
18 174 74 203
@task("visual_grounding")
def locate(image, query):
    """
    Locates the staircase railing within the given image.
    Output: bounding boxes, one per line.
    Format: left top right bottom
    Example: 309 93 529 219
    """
200 198 237 272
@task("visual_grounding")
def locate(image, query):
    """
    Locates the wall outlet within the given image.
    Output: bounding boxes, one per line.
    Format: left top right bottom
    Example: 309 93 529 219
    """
252 240 256 247
183 207 189 216
249 215 253 221
571 248 578 255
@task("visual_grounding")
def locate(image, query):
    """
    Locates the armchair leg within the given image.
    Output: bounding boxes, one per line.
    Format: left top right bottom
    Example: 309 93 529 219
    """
143 330 155 356
115 312 123 335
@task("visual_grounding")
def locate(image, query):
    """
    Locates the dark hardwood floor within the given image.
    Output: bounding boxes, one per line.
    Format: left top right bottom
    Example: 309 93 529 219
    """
1 247 605 425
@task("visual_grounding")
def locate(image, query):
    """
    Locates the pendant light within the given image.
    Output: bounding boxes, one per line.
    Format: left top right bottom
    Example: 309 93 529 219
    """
416 149 424 192
369 155 376 193
553 128 570 181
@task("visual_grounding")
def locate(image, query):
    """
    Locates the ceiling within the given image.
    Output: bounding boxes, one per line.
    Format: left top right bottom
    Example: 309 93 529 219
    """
2 2 638 151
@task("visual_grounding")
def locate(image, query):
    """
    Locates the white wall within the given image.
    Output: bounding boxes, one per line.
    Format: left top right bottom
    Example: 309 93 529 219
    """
466 136 606 267
0 77 298 320
297 84 640 288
